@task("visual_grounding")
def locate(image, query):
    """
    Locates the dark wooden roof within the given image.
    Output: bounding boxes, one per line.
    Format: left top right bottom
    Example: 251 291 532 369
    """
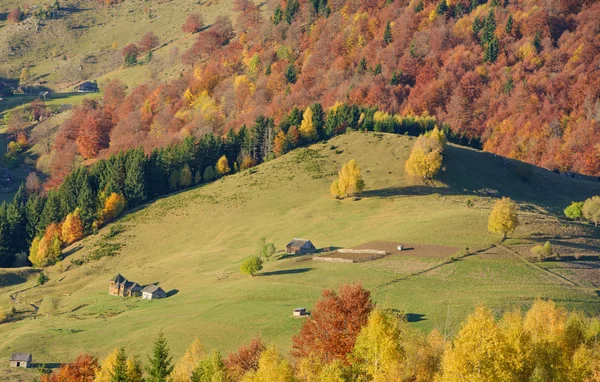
109 274 126 283
10 353 31 362
142 285 164 294
286 238 314 248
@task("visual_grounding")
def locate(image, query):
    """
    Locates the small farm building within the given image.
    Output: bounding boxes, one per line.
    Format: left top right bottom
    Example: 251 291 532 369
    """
109 274 142 297
293 308 307 317
286 239 316 254
9 353 32 368
73 81 99 93
142 285 167 300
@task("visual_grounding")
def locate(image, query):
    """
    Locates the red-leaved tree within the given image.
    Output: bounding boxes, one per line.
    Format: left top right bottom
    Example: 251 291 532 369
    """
182 13 204 34
225 337 266 380
291 283 373 364
139 31 160 53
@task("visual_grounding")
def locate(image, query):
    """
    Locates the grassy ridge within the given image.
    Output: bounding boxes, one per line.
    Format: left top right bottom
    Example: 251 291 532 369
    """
0 132 599 380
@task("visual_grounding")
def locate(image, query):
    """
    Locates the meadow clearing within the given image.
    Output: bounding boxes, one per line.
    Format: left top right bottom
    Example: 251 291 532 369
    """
0 132 599 380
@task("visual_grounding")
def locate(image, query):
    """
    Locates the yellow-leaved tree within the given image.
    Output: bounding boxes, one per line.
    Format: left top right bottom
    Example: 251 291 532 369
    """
62 209 84 245
352 308 406 381
439 306 509 382
217 155 231 175
100 193 126 225
330 159 365 199
299 106 317 141
488 197 519 239
94 348 119 382
405 134 443 180
241 346 295 382
296 354 346 382
29 223 62 267
171 338 205 382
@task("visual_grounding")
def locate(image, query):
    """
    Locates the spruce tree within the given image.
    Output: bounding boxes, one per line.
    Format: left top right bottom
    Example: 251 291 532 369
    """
481 9 496 45
25 194 45 240
40 189 63 231
310 103 326 139
484 36 500 63
125 148 147 208
383 22 393 45
146 332 174 382
0 203 12 267
505 14 513 35
272 4 283 25
533 30 542 52
111 348 129 382
77 179 97 233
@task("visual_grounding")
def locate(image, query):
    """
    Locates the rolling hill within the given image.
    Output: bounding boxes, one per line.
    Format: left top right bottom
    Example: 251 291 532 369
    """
0 132 599 380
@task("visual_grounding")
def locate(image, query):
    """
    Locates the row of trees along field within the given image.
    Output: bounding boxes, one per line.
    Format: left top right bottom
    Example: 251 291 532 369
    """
39 284 600 382
21 0 600 181
0 97 465 268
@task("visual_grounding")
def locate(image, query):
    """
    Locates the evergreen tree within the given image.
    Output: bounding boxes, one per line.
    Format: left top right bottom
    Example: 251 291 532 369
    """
284 0 300 24
383 22 393 45
435 0 448 15
414 0 424 12
390 71 400 86
358 57 367 74
7 185 27 253
310 103 326 139
77 176 98 232
285 63 298 84
481 9 496 45
472 16 483 38
484 36 500 63
25 194 45 241
40 189 63 231
505 14 513 35
125 148 147 207
273 4 283 25
0 203 12 267
146 332 174 382
533 30 542 52
111 348 129 382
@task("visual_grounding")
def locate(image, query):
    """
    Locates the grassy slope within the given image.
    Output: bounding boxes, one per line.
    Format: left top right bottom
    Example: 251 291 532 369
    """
0 132 599 379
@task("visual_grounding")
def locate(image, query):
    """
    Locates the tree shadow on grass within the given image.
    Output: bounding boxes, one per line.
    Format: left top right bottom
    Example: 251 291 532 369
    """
31 363 62 369
260 268 312 276
405 313 426 323
166 289 179 298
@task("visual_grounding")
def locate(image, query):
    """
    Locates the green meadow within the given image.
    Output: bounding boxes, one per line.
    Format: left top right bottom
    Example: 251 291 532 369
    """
0 132 599 380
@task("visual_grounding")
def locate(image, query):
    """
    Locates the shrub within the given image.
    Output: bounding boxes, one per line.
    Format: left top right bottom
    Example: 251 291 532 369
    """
564 201 584 221
240 256 263 277
531 241 553 260
37 272 49 285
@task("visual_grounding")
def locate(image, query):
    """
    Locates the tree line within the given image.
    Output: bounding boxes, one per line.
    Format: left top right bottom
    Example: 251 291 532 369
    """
40 284 600 381
0 101 472 268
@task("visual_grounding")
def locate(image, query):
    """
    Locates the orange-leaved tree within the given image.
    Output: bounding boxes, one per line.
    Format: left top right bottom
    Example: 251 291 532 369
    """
292 283 373 363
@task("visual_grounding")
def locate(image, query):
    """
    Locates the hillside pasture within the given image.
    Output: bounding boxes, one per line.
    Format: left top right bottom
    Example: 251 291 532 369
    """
0 133 599 379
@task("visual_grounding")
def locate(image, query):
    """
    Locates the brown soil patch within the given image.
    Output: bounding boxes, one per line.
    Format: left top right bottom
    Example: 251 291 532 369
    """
352 241 459 258
315 241 459 263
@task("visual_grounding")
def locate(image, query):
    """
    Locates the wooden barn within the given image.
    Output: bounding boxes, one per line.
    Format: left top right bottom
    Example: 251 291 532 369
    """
109 274 142 297
286 238 316 255
142 285 167 300
9 353 31 368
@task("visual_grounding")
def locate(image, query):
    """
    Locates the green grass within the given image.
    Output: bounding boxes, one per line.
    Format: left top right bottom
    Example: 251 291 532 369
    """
0 132 599 377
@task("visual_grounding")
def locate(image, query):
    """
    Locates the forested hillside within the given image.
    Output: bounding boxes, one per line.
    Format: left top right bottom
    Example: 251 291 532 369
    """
35 0 600 181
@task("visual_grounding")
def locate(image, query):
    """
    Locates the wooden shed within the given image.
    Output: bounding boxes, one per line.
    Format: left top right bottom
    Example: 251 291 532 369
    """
286 239 316 255
9 353 32 368
142 285 167 300
293 308 308 317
